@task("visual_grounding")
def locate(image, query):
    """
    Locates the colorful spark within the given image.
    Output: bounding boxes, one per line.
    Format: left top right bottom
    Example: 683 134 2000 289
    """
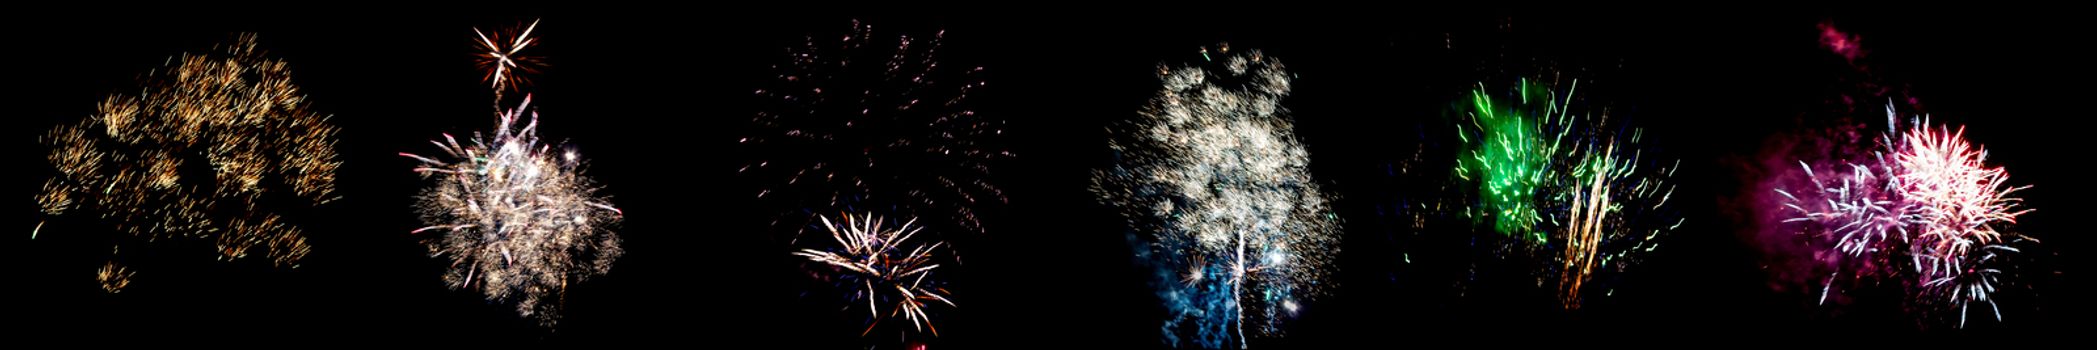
34 34 340 290
404 95 623 327
793 213 955 339
741 20 1009 243
1450 78 1681 309
98 260 133 294
1093 47 1339 348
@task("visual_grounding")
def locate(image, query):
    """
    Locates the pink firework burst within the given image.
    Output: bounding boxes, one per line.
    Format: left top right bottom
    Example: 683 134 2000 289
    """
1895 125 2033 320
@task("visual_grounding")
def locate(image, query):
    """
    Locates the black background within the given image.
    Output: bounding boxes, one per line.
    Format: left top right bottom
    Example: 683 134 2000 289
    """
10 7 2088 347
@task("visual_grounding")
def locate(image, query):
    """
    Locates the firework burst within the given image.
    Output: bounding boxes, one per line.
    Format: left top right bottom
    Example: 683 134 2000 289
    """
1093 47 1340 348
740 20 1009 243
1449 78 1681 309
408 20 617 326
1454 80 1565 243
793 213 955 339
404 95 622 327
1771 106 2034 327
1898 125 2031 265
34 34 340 291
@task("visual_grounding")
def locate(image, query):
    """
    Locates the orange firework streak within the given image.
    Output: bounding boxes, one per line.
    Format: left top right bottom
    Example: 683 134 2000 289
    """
1560 142 1614 309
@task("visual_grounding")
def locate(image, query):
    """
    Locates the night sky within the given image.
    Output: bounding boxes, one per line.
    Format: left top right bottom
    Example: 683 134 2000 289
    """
11 8 2089 347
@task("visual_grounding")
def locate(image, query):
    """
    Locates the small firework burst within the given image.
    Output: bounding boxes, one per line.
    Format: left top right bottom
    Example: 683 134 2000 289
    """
793 212 954 339
475 19 543 95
